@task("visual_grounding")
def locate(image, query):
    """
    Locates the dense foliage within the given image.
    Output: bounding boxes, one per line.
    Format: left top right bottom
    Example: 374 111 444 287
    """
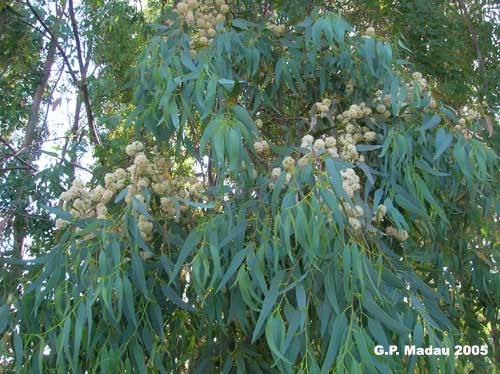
1 0 499 373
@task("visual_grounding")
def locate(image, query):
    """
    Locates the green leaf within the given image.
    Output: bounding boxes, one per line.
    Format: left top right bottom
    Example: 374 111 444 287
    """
218 78 235 92
321 313 347 371
252 271 285 342
216 248 247 293
14 333 23 370
419 114 441 131
171 229 203 284
161 284 195 312
434 128 453 160
361 293 409 335
265 314 292 364
44 205 73 221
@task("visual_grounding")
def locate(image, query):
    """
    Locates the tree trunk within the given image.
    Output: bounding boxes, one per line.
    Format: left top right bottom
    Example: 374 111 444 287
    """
23 38 57 151
12 1 64 265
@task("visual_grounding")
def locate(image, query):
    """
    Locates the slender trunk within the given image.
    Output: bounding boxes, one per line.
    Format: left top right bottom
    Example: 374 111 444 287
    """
12 2 65 264
23 39 57 150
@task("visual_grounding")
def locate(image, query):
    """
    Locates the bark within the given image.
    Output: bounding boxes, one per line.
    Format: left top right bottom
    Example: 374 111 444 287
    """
22 37 57 149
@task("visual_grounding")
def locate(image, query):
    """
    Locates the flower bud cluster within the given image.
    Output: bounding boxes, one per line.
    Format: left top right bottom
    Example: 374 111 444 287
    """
336 103 372 122
266 22 286 33
175 0 229 54
315 98 331 118
56 141 207 241
254 139 270 155
386 226 409 241
454 117 472 139
363 26 376 38
410 71 428 92
342 202 364 231
268 166 292 189
340 168 361 199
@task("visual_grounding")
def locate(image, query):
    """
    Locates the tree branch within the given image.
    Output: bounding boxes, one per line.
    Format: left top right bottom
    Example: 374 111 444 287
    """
0 136 37 171
456 0 488 93
24 0 79 84
68 0 101 146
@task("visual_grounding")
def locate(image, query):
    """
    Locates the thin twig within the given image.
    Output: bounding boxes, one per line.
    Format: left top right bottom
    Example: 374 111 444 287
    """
0 136 37 171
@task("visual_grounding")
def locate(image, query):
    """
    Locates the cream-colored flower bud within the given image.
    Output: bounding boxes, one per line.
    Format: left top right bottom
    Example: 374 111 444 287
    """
376 104 386 114
216 13 226 23
56 218 69 230
125 144 136 156
364 131 377 142
104 173 115 186
298 154 312 167
364 26 375 37
412 72 422 80
345 123 356 134
177 2 188 13
458 118 466 127
383 110 391 119
327 148 339 158
302 135 314 145
60 191 73 201
313 139 325 150
186 12 195 24
271 167 282 180
100 189 113 203
255 119 263 129
73 199 86 212
199 36 209 46
70 209 80 218
282 156 295 171
96 203 108 217
197 18 206 27
429 99 437 109
325 136 336 148
220 4 229 13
